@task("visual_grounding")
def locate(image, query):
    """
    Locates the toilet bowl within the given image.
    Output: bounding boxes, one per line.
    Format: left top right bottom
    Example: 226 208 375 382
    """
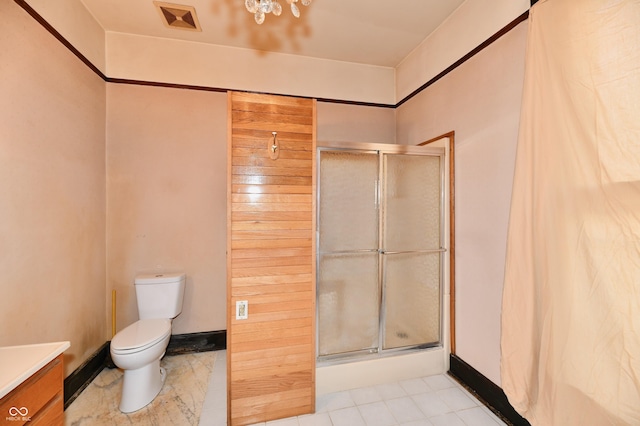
111 319 172 413
110 272 186 413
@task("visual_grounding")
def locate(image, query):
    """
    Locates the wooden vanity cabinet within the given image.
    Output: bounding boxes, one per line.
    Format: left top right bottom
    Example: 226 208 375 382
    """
0 355 64 425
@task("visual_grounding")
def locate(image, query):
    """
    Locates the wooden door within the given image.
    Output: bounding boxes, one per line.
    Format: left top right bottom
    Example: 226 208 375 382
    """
227 91 316 425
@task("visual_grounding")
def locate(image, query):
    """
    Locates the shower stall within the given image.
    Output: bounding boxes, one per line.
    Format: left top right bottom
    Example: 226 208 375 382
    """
317 141 446 364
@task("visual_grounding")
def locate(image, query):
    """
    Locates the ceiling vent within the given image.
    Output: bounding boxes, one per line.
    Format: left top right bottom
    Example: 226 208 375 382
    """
154 2 201 32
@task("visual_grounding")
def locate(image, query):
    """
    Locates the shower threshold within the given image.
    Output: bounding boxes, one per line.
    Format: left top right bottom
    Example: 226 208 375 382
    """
316 345 449 395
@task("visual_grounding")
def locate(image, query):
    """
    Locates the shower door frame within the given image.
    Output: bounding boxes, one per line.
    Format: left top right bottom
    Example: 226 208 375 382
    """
316 141 447 363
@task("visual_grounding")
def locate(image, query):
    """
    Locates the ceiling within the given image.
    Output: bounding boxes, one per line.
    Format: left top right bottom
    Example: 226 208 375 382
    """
80 0 466 68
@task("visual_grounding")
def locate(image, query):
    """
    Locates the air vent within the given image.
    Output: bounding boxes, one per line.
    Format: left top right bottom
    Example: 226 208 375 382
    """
154 1 201 32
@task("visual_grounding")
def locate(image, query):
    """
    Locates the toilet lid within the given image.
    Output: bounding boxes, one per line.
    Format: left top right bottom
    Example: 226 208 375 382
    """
111 318 171 352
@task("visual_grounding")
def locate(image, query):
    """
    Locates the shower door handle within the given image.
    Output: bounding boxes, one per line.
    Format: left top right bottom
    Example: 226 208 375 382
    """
380 248 447 255
319 249 379 255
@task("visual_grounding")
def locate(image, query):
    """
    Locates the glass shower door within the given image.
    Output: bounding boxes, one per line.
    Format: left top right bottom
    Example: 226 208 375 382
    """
317 150 380 357
382 154 442 349
317 144 444 360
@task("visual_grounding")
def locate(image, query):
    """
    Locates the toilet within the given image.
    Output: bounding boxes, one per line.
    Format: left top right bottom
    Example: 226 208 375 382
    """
110 272 186 413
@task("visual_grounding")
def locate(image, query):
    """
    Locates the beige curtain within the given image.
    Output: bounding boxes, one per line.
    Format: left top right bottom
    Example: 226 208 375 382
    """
501 0 640 425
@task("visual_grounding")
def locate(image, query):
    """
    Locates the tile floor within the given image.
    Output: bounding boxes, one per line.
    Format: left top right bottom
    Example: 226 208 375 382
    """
68 350 508 426
65 351 215 425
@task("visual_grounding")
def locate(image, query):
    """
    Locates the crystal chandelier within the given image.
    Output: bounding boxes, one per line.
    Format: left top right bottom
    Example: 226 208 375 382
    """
245 0 312 25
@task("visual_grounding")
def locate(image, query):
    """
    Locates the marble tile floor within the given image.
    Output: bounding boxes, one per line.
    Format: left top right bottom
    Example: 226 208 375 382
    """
67 350 507 426
65 351 216 425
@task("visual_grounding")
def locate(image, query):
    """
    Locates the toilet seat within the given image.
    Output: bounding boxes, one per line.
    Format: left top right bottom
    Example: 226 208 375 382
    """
111 318 171 355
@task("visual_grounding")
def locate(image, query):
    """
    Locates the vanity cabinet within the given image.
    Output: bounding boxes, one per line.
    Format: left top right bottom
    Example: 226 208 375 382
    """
0 355 64 425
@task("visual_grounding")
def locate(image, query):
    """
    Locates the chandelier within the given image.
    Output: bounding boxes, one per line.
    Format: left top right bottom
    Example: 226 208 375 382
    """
245 0 312 24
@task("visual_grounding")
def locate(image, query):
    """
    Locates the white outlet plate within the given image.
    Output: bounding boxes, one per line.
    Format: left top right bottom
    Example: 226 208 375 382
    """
236 300 248 320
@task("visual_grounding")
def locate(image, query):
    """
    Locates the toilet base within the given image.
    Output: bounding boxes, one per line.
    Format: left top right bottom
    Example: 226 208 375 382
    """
119 359 167 413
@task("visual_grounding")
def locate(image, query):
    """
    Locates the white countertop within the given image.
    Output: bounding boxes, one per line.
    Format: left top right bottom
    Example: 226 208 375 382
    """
0 341 70 399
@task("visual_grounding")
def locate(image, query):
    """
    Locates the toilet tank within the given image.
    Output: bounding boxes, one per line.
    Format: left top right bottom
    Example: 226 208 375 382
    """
135 272 186 320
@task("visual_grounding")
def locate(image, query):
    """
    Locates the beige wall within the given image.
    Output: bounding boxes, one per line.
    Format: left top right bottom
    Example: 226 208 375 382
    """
396 0 529 101
316 102 396 144
396 21 528 385
26 0 106 73
106 84 228 334
0 1 107 375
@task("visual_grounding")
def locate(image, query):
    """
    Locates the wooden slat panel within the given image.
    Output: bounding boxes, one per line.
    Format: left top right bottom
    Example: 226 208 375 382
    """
231 395 312 422
231 91 312 108
231 351 310 371
231 202 311 212
231 387 313 417
232 361 314 381
230 301 311 317
232 110 313 126
232 220 311 230
232 211 311 222
230 317 313 336
231 96 314 111
228 92 316 425
233 281 311 295
230 384 313 409
232 255 312 269
232 100 314 117
232 344 311 362
232 156 312 169
231 230 312 241
231 238 312 249
232 165 312 177
231 272 312 285
232 246 312 259
231 365 314 384
234 317 311 343
233 122 312 135
231 265 311 278
231 125 314 137
232 184 312 194
231 223 311 232
231 193 312 204
230 335 311 353
232 147 312 160
230 306 313 324
238 311 312 326
229 308 313 323
232 290 313 307
232 174 312 186
231 325 312 345
231 135 313 152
